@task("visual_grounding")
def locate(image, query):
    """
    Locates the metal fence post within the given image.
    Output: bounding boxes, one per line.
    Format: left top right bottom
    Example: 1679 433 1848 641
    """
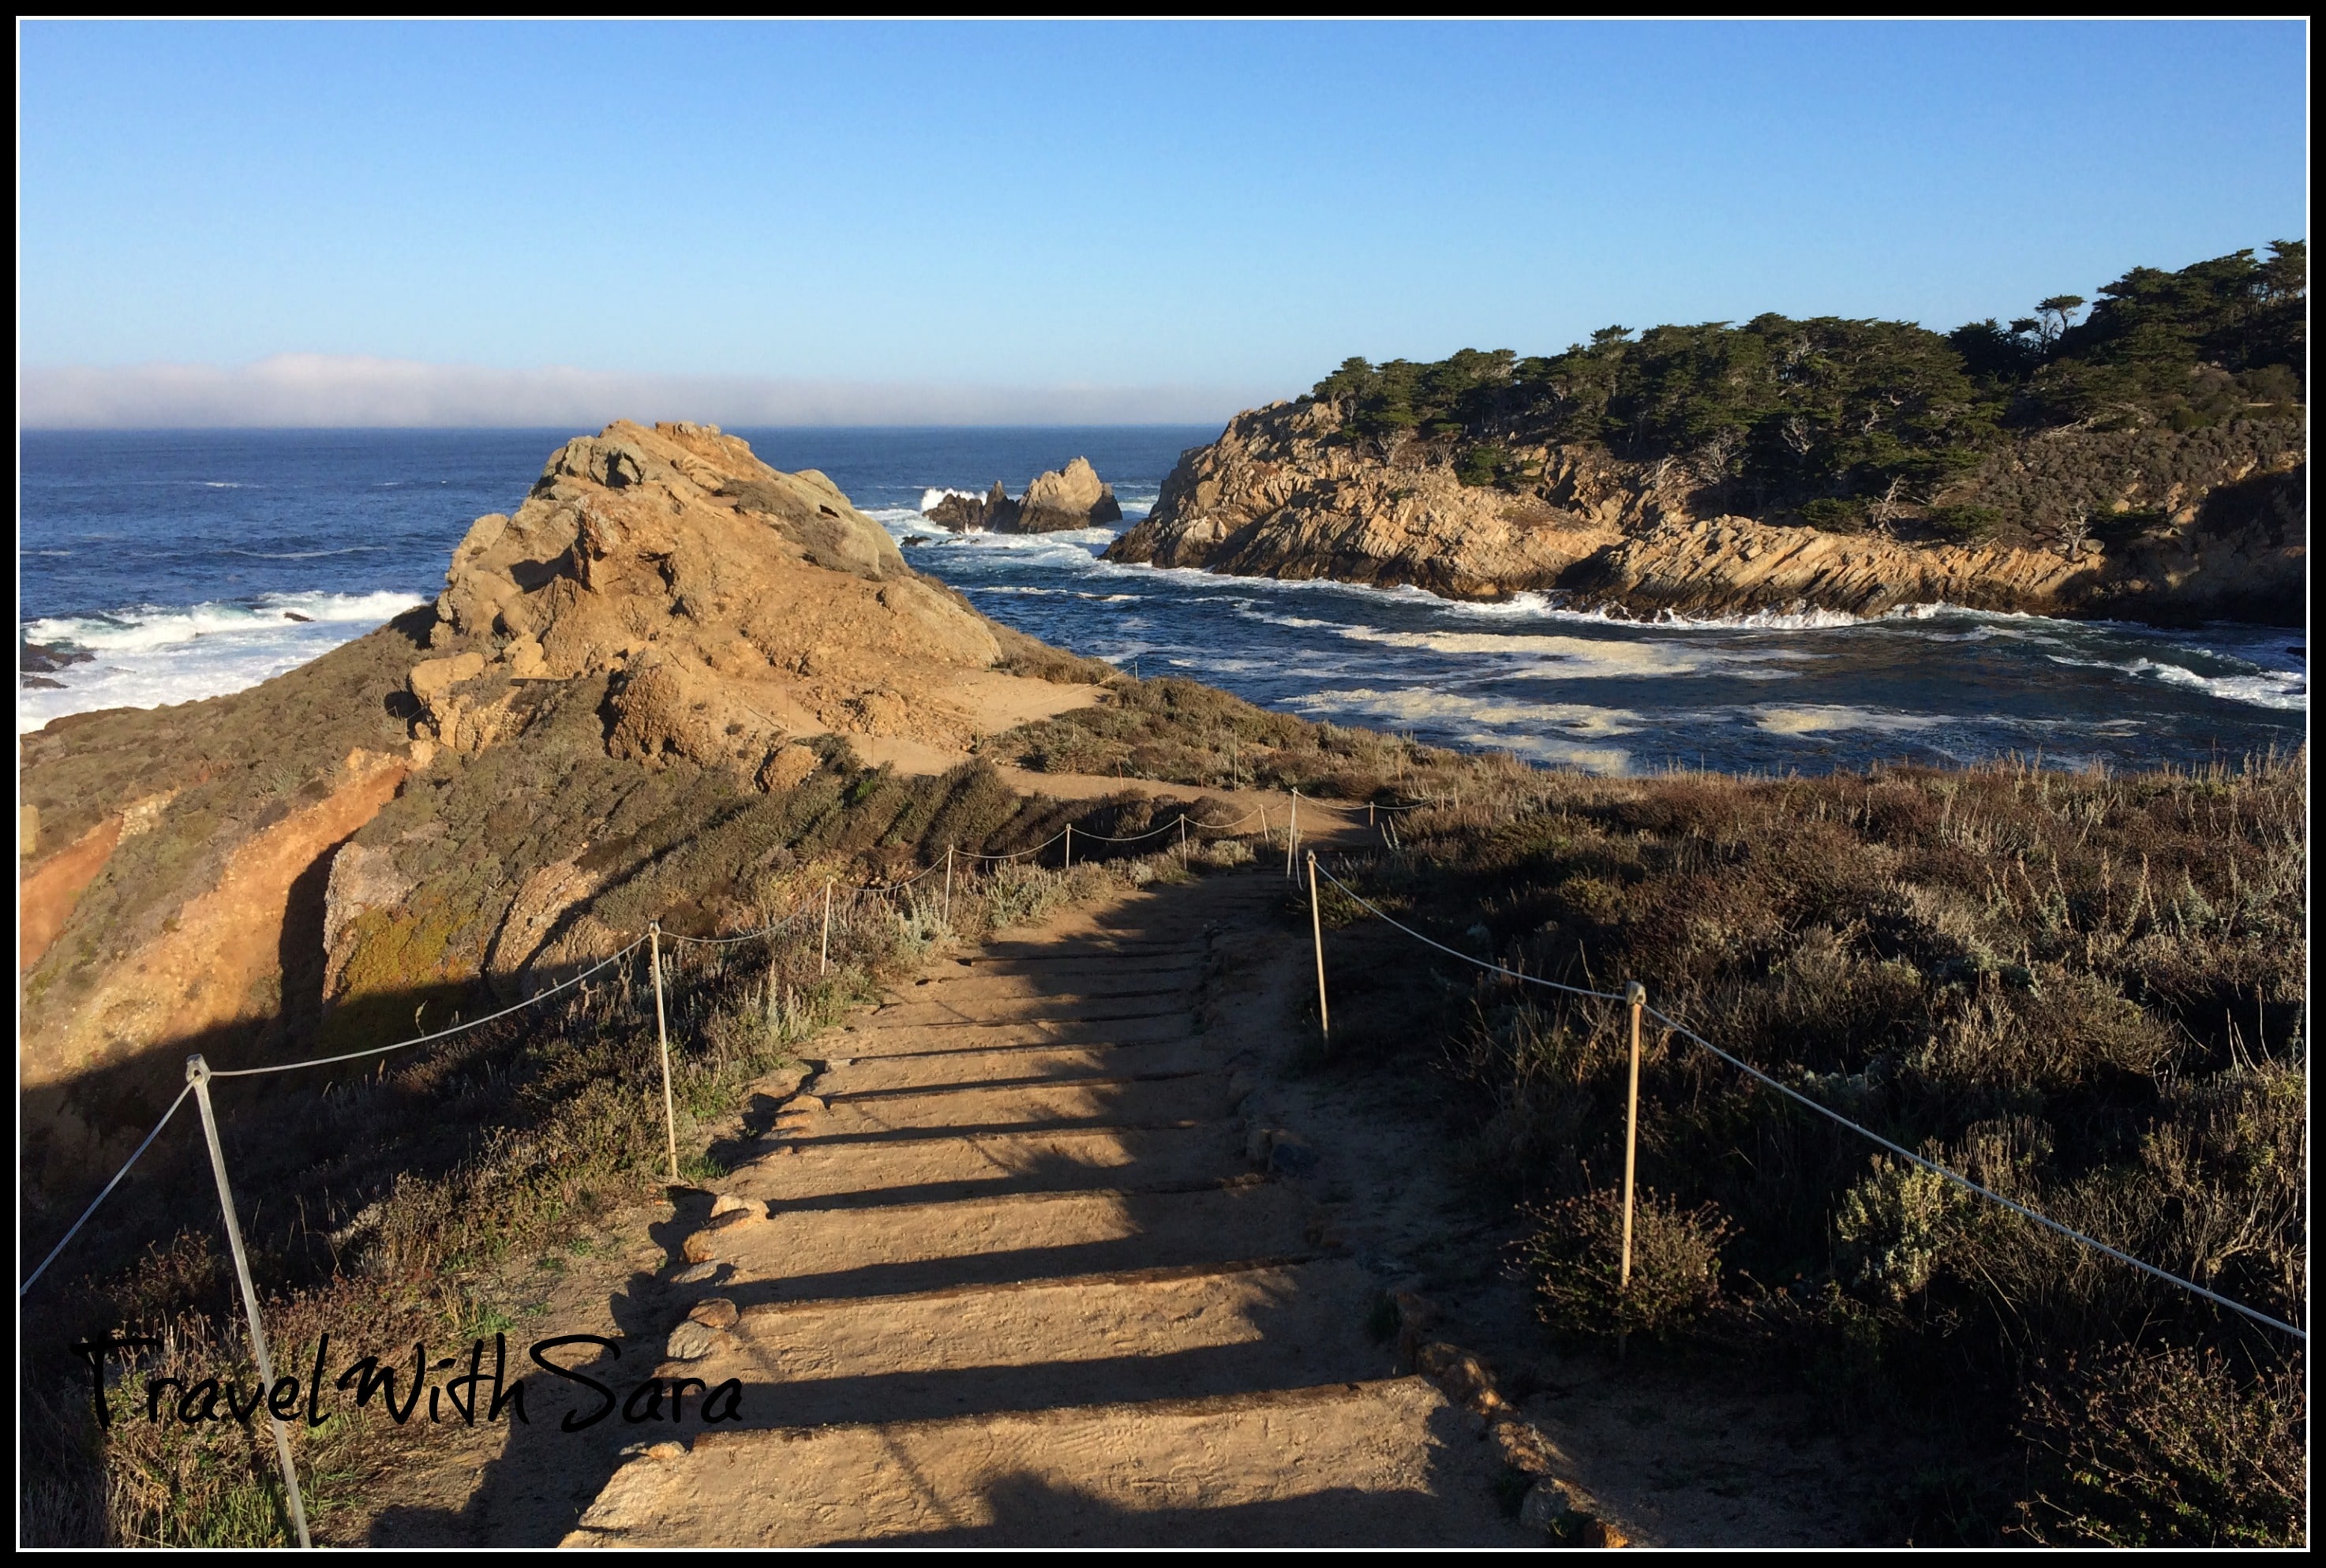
820 879 833 976
186 1055 312 1549
1178 813 1188 868
650 922 680 1184
1620 982 1646 1294
943 845 954 926
1287 788 1298 880
1063 821 1073 870
1307 851 1330 1048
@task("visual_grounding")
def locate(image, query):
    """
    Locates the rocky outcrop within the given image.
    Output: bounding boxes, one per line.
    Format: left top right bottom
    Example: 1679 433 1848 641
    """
425 420 1009 772
1107 400 2306 623
1018 457 1123 532
18 421 1111 1128
923 458 1122 534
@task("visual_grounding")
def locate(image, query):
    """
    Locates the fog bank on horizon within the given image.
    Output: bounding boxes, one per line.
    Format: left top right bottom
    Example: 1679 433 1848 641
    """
21 355 1270 429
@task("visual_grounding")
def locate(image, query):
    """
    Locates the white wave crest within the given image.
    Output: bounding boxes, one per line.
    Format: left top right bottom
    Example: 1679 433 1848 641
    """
20 590 427 729
917 487 983 512
1332 625 1713 677
1753 704 1945 736
2046 653 2307 712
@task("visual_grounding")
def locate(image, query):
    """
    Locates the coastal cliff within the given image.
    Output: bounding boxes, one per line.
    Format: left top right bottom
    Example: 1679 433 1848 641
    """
1107 398 2305 621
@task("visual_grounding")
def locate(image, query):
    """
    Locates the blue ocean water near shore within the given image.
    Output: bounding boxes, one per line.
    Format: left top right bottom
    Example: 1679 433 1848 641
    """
18 427 2307 774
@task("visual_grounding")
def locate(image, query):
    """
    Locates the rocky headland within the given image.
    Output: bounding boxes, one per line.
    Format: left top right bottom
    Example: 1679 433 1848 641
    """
17 421 1140 1162
1106 396 2305 623
926 455 1123 533
1109 245 2307 623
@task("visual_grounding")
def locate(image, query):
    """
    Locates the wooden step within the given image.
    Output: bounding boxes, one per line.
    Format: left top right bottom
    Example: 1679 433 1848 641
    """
564 1378 1527 1547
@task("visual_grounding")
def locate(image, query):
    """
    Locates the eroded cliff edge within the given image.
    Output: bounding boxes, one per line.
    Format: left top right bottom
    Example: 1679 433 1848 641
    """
1105 398 2305 623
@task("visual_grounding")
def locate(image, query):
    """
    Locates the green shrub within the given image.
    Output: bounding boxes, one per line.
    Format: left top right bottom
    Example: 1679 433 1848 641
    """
1927 503 2004 542
1801 497 1869 533
1835 1157 1966 1302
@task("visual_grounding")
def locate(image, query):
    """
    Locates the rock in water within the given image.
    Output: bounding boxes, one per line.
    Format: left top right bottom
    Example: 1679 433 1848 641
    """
927 481 1019 533
1016 456 1122 533
920 458 1121 534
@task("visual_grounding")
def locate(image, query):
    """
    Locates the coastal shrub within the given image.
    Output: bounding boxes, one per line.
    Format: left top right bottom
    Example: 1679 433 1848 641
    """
2017 1345 2306 1547
1926 503 2004 542
1317 749 2306 1538
1800 497 1869 533
1517 1185 1733 1342
1833 1158 1966 1302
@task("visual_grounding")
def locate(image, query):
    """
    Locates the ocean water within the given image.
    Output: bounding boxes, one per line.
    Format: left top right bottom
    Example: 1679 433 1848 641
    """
18 427 2308 776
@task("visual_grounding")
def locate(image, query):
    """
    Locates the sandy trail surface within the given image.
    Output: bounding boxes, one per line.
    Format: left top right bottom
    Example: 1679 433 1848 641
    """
356 805 1858 1546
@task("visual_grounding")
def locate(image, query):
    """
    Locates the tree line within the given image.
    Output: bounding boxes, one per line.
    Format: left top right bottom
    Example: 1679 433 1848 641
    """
1309 242 2305 524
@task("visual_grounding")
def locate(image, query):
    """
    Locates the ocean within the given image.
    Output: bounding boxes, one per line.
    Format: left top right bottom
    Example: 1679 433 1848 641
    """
18 427 2307 775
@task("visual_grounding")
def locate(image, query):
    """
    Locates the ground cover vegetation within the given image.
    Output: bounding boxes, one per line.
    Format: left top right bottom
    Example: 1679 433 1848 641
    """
1309 243 2305 543
998 682 2307 1543
1300 752 2305 1545
21 727 1244 1546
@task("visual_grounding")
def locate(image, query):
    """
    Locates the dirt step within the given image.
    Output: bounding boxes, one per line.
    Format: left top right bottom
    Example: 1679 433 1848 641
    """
907 953 1209 977
833 1012 1197 1053
815 1038 1213 1095
860 995 1199 1030
969 940 1210 962
721 1124 1245 1211
882 975 1199 1009
774 1073 1230 1141
691 1182 1319 1304
564 1377 1526 1547
660 1259 1394 1429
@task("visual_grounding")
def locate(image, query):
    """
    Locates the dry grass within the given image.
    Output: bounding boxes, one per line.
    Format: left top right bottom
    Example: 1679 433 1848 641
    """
1310 751 2305 1544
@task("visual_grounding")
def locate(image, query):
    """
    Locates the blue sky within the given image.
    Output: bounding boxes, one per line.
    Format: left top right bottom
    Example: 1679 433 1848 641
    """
18 20 2309 424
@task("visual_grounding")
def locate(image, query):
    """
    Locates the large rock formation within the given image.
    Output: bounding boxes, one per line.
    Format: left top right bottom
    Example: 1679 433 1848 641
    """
17 421 1111 1153
924 457 1122 534
1018 457 1124 532
1106 400 2305 623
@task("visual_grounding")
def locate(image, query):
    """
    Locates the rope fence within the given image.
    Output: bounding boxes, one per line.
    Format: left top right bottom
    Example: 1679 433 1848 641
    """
19 796 1289 1297
18 787 1320 1544
1305 854 2307 1345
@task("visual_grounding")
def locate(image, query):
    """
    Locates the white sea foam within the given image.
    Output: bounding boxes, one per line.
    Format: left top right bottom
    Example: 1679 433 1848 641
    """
1332 626 1713 677
19 590 426 731
916 487 983 512
1752 705 1946 736
2046 654 2306 712
1286 687 1639 773
223 545 391 560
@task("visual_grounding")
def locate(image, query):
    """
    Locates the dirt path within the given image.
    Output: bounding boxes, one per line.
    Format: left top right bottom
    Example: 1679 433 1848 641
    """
360 822 1859 1546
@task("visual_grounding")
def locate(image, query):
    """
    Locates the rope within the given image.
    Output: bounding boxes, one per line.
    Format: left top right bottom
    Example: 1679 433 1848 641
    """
1069 814 1190 845
1309 852 2305 1344
210 935 650 1078
658 915 802 949
1646 1007 2307 1343
20 1083 196 1297
1312 859 1624 1001
961 829 1069 863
